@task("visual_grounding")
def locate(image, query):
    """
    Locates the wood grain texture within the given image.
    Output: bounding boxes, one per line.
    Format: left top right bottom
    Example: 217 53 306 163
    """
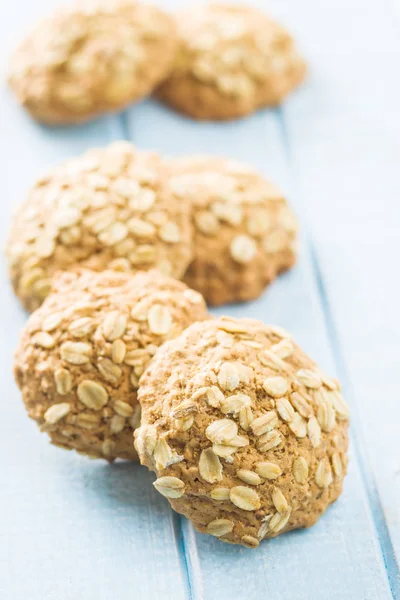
0 0 398 599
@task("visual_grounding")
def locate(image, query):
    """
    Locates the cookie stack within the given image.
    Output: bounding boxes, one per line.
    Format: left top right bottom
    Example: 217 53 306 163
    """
7 1 350 550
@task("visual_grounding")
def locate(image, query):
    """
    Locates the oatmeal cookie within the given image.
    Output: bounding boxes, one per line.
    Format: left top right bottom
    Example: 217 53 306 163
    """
13 268 208 461
6 142 193 312
157 3 306 120
135 317 349 547
8 0 177 124
167 155 297 305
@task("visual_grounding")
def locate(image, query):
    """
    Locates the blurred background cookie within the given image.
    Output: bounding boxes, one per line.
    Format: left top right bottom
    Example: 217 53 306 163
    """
166 155 297 305
157 3 306 120
6 142 193 312
135 317 349 547
8 0 178 124
13 268 208 461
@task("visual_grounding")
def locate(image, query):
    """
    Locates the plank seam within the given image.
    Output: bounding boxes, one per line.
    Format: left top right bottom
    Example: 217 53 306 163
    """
180 520 205 600
276 106 400 599
119 110 132 141
171 513 197 600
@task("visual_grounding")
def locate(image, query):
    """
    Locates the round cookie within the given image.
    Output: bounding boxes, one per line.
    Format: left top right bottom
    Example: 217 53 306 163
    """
135 317 349 547
157 3 306 120
166 155 297 305
8 0 177 124
13 268 208 461
6 142 193 312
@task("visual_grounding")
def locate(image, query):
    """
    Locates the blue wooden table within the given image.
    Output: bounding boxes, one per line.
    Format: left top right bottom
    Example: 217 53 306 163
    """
1 1 399 598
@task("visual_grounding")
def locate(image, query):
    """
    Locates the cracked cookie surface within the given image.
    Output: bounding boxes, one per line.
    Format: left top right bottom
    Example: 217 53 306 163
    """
14 268 208 461
135 317 349 547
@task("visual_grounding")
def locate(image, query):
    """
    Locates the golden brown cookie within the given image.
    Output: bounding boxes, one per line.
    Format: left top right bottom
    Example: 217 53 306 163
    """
166 155 297 305
157 3 306 120
135 317 349 547
8 0 177 124
13 268 208 461
6 142 193 312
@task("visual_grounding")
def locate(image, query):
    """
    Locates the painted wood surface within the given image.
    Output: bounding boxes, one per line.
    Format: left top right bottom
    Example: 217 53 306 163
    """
0 1 399 599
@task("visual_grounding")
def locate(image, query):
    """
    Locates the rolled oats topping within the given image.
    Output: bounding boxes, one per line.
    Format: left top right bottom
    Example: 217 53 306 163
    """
271 487 288 514
135 317 349 548
44 402 71 424
236 469 262 486
206 419 238 444
157 3 307 120
153 476 185 499
206 518 234 537
255 462 282 480
230 486 261 511
166 154 298 306
77 380 109 410
7 142 192 312
292 456 309 484
8 0 178 124
210 487 231 501
217 362 240 391
199 448 223 483
13 268 208 461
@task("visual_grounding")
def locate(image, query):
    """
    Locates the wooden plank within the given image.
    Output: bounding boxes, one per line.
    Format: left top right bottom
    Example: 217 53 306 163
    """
128 100 393 599
271 0 400 593
0 2 189 599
